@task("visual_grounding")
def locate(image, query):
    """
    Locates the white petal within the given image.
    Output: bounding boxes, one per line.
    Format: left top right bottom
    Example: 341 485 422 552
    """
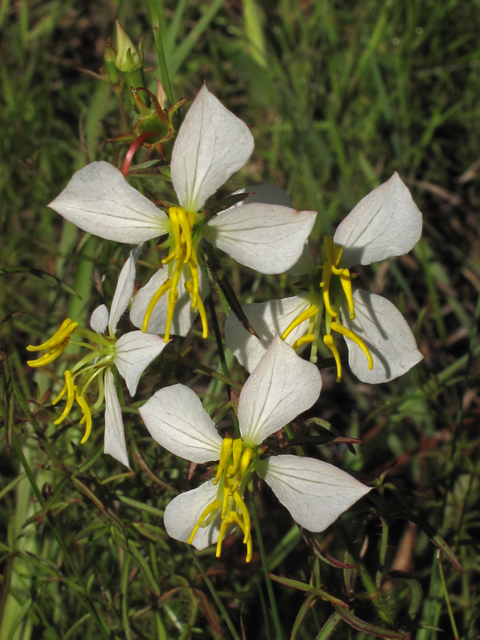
333 173 422 267
238 336 321 446
287 241 316 276
103 370 130 468
225 296 312 373
114 331 166 396
49 161 170 243
343 290 423 383
225 184 293 210
130 266 208 337
258 455 371 532
90 304 109 334
205 204 317 274
109 246 141 335
170 85 254 212
139 384 223 463
164 481 235 550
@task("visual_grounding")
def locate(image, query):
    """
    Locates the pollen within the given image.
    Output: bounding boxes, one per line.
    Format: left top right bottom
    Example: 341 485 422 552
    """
188 437 254 563
142 206 207 341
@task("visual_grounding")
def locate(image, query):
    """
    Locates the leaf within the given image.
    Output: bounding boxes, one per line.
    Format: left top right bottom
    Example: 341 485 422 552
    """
268 574 348 608
291 594 317 640
71 477 106 511
314 612 342 640
0 267 81 299
382 571 423 621
333 605 407 639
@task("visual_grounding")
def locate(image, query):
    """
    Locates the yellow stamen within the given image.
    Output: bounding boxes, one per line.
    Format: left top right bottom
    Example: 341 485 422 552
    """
184 280 208 338
188 499 221 545
291 334 315 350
75 390 93 444
227 438 243 478
165 207 182 261
27 342 67 368
233 490 251 543
26 319 77 352
177 207 193 263
331 321 373 370
216 514 235 558
53 370 75 425
339 268 355 320
142 278 172 333
323 334 342 383
281 304 319 341
321 262 337 318
214 438 233 485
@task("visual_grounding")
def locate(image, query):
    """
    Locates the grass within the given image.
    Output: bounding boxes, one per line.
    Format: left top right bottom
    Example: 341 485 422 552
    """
1 0 480 638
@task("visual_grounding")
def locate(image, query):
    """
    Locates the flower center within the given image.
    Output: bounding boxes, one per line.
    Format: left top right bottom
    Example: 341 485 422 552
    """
26 320 116 443
188 438 254 562
141 206 208 342
281 235 373 381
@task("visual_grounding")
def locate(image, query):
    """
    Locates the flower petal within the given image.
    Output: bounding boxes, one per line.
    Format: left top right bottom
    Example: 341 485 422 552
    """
205 204 317 274
109 245 142 335
170 85 254 212
287 241 316 276
343 290 423 383
90 304 109 334
225 295 312 373
333 173 422 267
130 266 208 337
238 336 321 446
49 161 170 243
164 481 235 550
114 331 166 396
139 384 223 463
258 455 371 532
104 369 130 468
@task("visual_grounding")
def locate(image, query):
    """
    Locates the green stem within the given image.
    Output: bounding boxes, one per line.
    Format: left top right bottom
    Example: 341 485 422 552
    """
12 435 112 640
145 0 174 105
249 490 285 640
187 546 241 640
206 290 231 401
437 552 460 640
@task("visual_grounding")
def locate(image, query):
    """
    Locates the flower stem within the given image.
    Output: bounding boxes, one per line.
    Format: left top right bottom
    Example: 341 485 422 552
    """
145 0 174 106
186 546 241 640
249 490 285 640
206 290 231 402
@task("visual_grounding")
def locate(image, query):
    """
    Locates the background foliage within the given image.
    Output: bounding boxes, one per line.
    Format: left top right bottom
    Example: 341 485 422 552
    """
1 0 480 638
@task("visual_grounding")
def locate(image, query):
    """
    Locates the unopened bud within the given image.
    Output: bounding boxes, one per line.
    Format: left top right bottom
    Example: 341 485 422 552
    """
115 20 143 72
104 39 119 84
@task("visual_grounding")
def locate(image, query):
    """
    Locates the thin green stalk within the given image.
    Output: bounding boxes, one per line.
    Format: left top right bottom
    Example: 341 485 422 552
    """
437 552 460 640
249 490 285 640
145 0 174 105
187 546 241 640
206 290 231 401
12 435 111 640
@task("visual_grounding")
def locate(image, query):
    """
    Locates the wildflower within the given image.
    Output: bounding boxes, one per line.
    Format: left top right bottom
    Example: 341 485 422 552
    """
26 248 166 467
226 173 424 383
139 337 370 561
49 86 317 341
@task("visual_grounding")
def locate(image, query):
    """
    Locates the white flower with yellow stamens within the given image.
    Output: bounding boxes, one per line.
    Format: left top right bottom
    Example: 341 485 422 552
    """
226 173 424 384
139 337 370 562
26 248 166 467
49 86 317 342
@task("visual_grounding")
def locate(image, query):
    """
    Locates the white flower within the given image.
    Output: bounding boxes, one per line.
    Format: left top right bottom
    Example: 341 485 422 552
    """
49 86 317 341
225 173 424 384
26 247 166 468
139 337 370 562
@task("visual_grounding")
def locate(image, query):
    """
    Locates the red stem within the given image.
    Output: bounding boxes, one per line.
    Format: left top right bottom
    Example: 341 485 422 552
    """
121 131 158 177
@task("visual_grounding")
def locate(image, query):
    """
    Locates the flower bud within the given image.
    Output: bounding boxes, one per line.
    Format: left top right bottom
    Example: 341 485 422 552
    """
114 20 143 72
103 38 119 84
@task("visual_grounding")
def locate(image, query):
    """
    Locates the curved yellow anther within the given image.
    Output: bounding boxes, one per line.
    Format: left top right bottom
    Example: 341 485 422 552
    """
323 334 342 383
227 438 243 478
75 391 92 444
142 278 172 333
27 342 68 368
281 304 319 341
164 207 182 261
331 321 373 370
53 370 75 425
26 319 77 352
188 499 221 545
233 491 251 543
321 262 337 319
291 334 315 351
177 207 193 263
216 514 235 558
184 280 209 338
214 438 233 485
339 268 355 319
